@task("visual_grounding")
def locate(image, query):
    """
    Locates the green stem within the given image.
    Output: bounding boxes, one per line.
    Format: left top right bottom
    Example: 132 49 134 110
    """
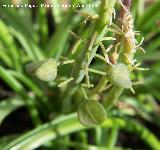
58 77 74 87
60 0 116 113
90 76 108 95
103 86 124 110
60 0 117 113
72 0 115 84
102 0 133 111
106 127 119 149
88 68 107 76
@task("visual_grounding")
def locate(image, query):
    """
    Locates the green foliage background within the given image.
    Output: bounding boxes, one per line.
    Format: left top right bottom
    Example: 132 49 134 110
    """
0 0 160 149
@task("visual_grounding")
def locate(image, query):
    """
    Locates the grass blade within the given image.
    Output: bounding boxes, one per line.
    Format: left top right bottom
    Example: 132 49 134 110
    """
4 114 160 150
0 96 25 125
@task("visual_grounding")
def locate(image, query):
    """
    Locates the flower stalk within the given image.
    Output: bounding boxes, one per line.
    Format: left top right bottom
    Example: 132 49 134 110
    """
25 0 147 126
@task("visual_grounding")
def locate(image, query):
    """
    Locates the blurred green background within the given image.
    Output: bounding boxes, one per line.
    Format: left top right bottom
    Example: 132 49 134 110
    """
0 0 160 149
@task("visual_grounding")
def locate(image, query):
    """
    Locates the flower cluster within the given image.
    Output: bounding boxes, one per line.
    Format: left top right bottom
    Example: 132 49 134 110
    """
26 0 147 127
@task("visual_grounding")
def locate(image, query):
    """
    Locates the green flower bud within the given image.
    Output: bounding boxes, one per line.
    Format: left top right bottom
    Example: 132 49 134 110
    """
108 63 132 89
77 100 106 127
26 58 57 81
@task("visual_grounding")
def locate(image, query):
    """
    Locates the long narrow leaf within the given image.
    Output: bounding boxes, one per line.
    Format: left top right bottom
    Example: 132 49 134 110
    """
4 114 160 150
0 96 24 125
0 66 41 126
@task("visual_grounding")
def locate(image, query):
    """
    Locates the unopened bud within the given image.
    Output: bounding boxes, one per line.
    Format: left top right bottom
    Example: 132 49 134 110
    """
77 100 106 127
108 63 132 89
26 58 57 81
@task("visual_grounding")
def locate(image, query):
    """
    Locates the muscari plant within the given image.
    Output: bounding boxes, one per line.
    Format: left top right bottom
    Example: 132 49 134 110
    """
1 0 160 149
26 0 148 127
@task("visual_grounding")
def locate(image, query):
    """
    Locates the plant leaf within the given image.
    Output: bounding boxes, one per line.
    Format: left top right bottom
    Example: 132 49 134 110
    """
0 96 24 125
